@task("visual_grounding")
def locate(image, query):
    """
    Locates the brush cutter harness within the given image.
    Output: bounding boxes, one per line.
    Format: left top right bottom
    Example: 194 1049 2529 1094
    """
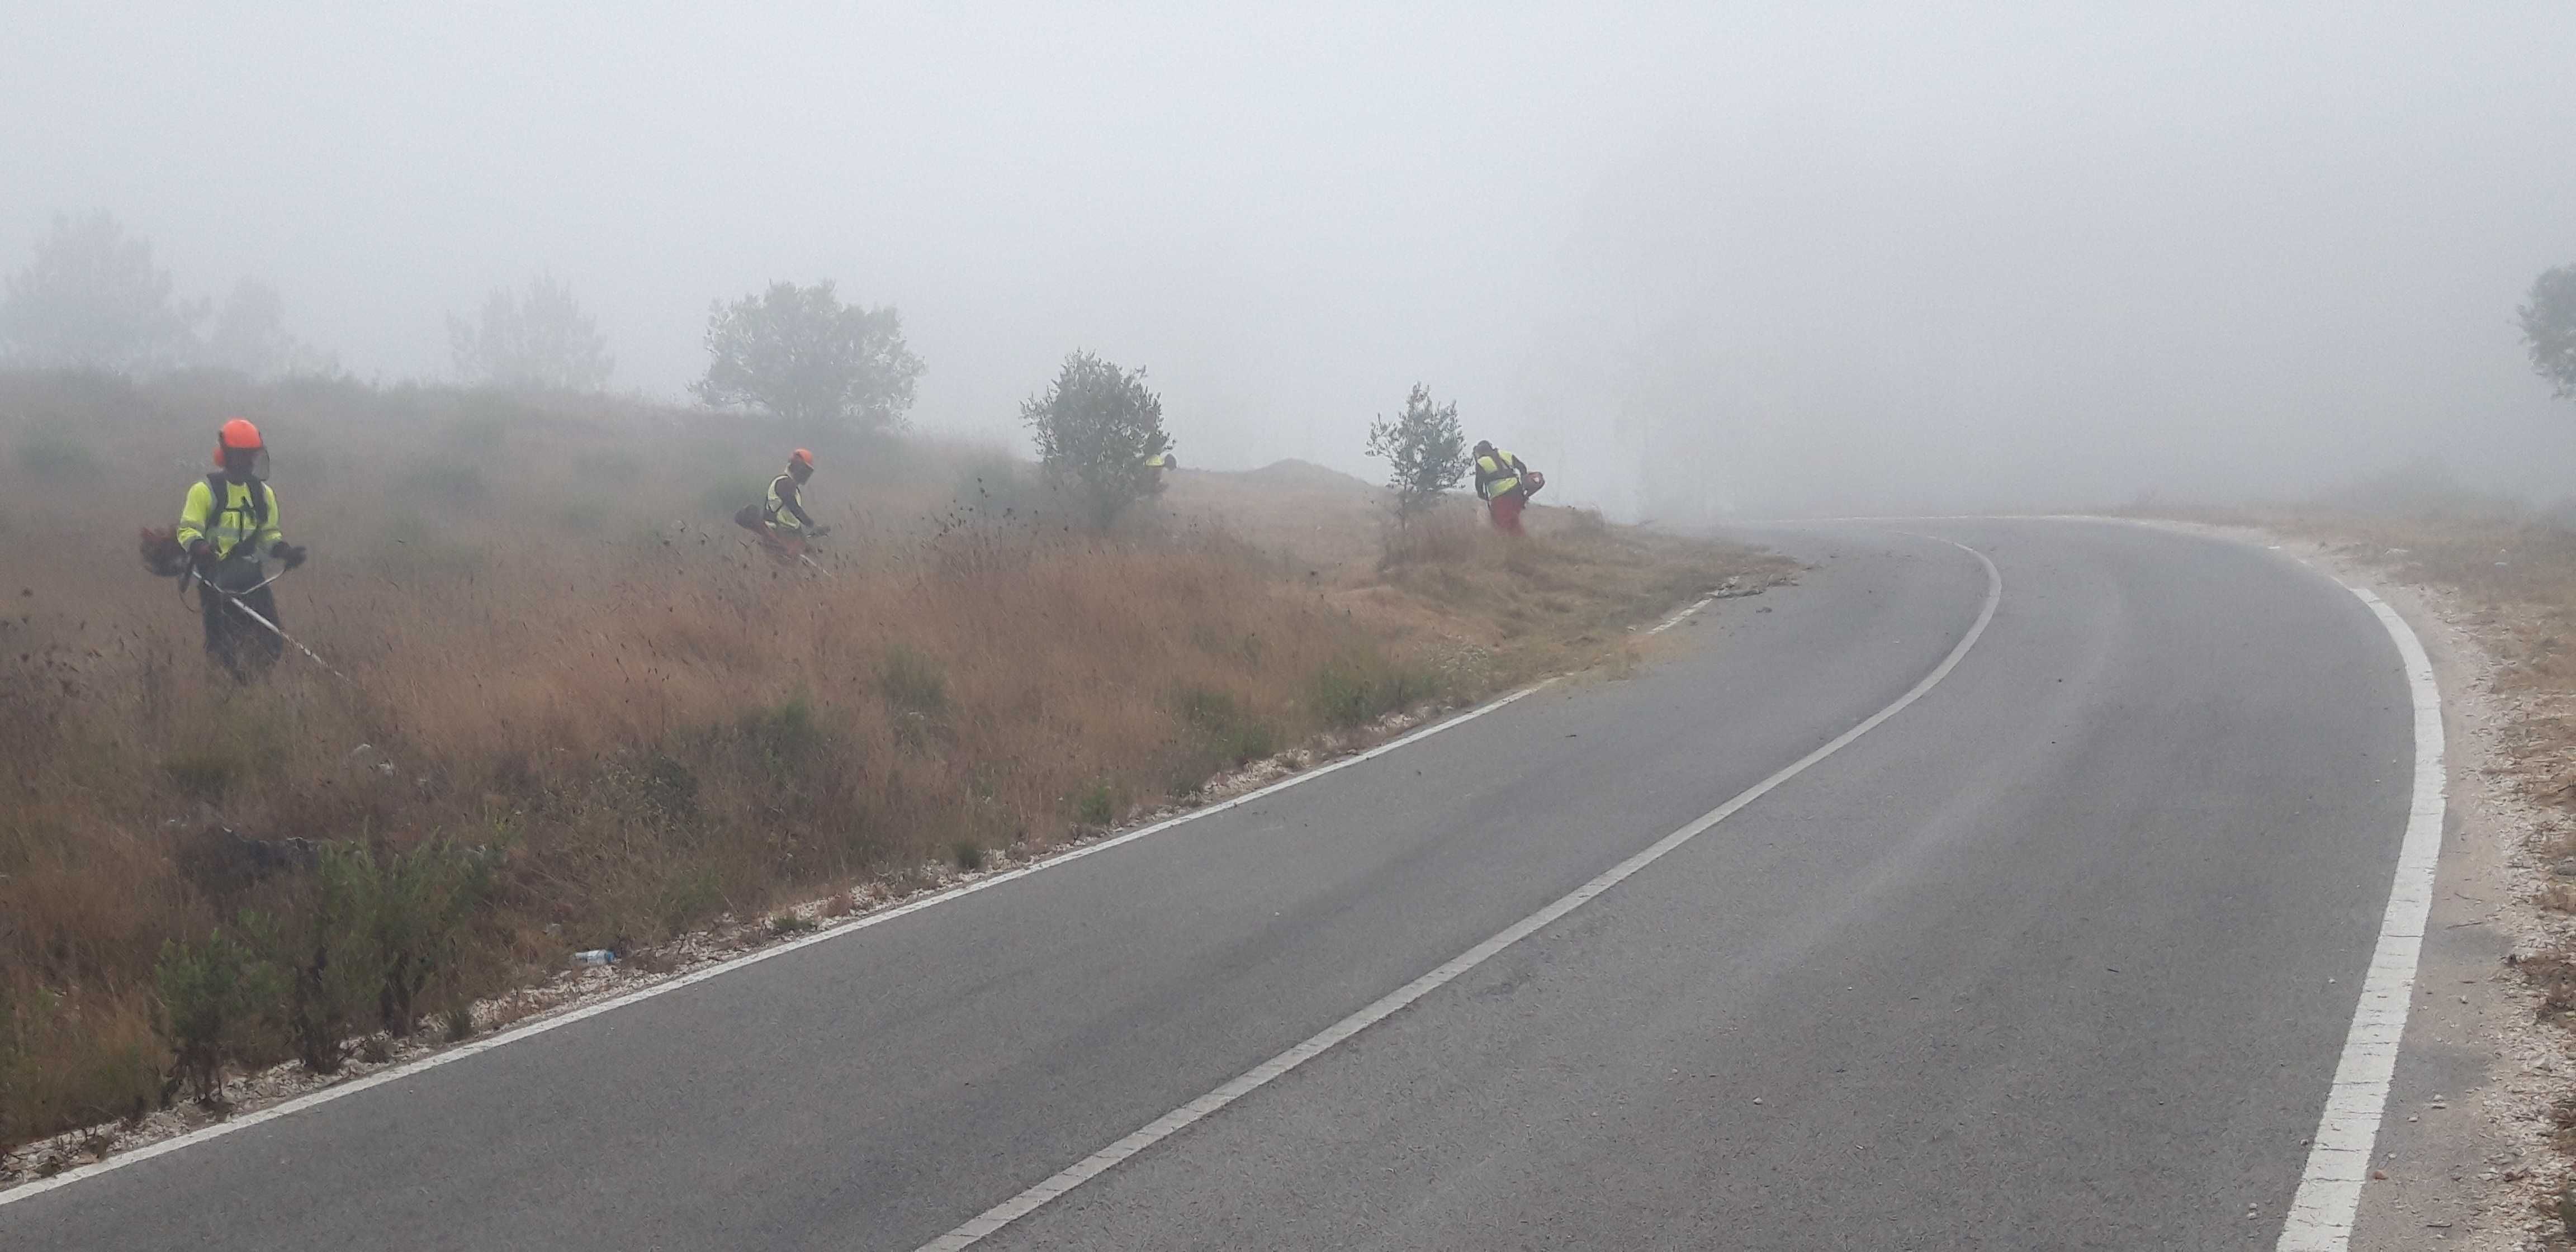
178 472 285 563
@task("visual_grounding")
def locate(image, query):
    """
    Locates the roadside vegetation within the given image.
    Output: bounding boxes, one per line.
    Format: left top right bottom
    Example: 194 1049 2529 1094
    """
0 369 1778 1159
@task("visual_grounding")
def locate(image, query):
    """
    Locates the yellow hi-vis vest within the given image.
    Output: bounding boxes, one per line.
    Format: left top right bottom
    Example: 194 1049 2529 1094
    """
1474 452 1525 501
177 476 284 561
765 474 811 534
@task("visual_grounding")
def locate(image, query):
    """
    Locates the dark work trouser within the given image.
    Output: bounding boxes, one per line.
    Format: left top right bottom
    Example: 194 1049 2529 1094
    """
200 577 283 681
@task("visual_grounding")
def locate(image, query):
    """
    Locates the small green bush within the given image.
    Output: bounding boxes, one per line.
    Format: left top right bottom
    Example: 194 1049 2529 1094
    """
1176 686 1277 768
1075 780 1119 827
257 839 494 1070
155 926 285 1104
739 695 824 774
638 755 699 819
359 840 494 1036
1308 654 1441 729
877 645 949 715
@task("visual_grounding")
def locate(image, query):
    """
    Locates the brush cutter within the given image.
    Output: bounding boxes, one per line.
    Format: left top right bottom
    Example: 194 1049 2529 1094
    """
182 562 356 685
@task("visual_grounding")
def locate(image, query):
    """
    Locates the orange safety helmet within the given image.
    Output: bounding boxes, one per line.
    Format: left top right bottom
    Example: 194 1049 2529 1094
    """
788 448 815 471
214 418 264 467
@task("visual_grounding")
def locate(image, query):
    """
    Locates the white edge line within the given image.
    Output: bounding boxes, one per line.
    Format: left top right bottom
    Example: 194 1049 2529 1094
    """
1644 592 1720 635
3 672 1595 1206
915 539 2004 1251
2273 586 2446 1251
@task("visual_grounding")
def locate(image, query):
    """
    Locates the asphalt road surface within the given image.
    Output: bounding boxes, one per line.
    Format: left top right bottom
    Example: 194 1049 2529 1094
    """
1 519 2423 1250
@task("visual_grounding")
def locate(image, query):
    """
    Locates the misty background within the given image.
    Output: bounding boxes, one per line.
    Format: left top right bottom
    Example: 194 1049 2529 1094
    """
6 3 2573 520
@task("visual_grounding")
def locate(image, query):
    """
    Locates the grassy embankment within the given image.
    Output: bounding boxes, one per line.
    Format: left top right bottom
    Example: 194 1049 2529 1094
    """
0 370 1781 1156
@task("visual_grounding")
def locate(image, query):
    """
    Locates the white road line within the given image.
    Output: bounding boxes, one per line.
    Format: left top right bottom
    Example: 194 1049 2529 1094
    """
915 539 2004 1251
1644 591 1720 634
3 677 1585 1207
2275 587 2447 1250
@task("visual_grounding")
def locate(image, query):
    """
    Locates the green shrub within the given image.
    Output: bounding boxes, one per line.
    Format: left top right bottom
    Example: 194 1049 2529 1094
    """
738 695 825 775
1075 779 1119 827
654 869 726 935
1175 685 1277 769
638 754 699 819
1308 654 1441 729
877 645 949 715
155 926 285 1104
258 839 493 1069
358 840 494 1036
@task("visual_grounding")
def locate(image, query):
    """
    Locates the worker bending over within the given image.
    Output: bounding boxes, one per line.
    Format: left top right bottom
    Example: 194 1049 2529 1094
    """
178 419 307 680
1471 440 1542 537
756 448 829 562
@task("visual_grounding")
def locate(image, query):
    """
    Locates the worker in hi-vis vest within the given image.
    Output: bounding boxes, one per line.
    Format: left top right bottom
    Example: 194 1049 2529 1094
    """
1471 440 1541 537
177 419 307 679
761 448 828 559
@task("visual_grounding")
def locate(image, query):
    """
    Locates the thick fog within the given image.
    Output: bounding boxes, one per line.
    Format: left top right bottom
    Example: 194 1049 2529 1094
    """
7 4 2573 519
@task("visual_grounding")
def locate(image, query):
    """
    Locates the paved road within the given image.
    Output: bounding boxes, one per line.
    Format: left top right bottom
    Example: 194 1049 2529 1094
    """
1 520 2420 1250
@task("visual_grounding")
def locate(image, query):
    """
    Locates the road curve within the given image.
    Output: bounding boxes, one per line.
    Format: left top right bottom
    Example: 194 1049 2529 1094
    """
1 520 2420 1251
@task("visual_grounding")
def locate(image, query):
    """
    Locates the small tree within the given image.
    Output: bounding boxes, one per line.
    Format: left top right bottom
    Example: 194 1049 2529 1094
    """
448 273 613 391
0 210 205 372
2522 264 2576 402
694 279 924 430
1022 350 1170 529
204 278 336 379
155 926 285 1106
1365 383 1471 524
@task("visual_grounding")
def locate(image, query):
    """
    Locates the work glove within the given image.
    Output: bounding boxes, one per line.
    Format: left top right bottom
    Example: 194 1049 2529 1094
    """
275 543 308 570
188 539 216 569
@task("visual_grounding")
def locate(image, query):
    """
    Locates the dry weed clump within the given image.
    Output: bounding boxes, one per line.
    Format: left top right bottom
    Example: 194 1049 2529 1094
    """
0 372 1772 1154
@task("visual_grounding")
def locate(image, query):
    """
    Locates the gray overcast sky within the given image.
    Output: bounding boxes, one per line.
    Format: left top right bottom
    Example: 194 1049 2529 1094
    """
7 3 2574 516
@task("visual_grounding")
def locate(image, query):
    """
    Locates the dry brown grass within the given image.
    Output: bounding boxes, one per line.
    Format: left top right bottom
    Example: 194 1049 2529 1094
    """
0 371 1778 1151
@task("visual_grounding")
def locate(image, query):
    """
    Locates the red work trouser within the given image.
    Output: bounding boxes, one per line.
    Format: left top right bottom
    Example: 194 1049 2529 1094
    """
1486 492 1526 537
755 524 808 565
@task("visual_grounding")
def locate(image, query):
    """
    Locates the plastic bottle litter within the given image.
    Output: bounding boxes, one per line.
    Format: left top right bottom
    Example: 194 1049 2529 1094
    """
571 949 617 967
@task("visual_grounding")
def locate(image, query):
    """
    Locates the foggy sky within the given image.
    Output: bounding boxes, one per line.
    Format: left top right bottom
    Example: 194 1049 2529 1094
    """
7 4 2573 519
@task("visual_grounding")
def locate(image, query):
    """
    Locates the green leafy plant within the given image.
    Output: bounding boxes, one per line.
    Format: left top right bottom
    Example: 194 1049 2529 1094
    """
154 926 284 1105
1365 383 1471 524
1022 350 1170 529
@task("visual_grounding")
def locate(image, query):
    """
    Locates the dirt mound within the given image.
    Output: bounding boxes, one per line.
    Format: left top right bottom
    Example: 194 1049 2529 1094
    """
1228 458 1382 496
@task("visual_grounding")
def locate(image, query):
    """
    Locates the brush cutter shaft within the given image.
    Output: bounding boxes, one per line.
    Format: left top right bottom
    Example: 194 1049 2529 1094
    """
210 577 354 685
